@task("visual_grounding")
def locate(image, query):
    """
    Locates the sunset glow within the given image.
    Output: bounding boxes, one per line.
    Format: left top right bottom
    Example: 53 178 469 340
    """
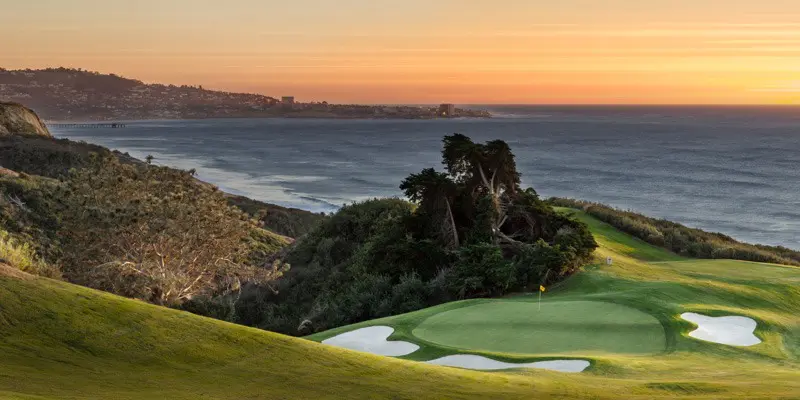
4 0 800 104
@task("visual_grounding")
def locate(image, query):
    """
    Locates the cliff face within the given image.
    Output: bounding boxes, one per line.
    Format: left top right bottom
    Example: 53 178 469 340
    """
0 102 52 138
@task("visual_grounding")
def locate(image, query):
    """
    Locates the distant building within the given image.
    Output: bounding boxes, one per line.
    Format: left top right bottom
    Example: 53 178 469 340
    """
281 96 296 110
438 103 456 117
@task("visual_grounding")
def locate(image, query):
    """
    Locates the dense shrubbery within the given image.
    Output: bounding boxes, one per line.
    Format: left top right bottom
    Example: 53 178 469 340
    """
0 175 63 263
230 135 597 335
0 136 325 238
550 198 800 266
226 194 327 238
0 137 111 178
53 156 288 306
0 155 290 308
0 229 60 278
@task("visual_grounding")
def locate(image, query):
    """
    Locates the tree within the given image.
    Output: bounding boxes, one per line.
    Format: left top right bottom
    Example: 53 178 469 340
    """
400 168 459 248
440 134 522 245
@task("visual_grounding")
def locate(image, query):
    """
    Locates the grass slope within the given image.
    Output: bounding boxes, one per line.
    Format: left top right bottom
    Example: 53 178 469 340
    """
309 210 800 398
0 267 581 400
0 210 797 399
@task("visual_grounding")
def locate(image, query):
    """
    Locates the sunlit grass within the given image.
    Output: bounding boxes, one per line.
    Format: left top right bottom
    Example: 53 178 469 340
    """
0 210 797 399
309 210 800 398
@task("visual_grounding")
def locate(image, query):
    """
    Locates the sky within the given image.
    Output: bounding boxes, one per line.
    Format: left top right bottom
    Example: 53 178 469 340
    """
4 0 800 104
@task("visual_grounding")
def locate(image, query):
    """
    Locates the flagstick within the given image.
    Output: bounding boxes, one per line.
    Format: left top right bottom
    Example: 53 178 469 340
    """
538 290 541 311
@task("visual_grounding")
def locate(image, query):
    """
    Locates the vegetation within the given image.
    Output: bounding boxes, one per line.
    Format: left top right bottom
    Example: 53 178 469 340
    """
53 155 287 306
229 135 597 335
226 193 327 238
308 209 800 399
0 136 325 237
0 229 59 278
0 135 129 178
411 300 667 355
550 198 800 266
0 271 566 400
0 209 795 399
0 154 290 313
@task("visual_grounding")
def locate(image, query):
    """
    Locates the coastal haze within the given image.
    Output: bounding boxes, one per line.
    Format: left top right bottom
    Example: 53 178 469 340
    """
53 105 800 250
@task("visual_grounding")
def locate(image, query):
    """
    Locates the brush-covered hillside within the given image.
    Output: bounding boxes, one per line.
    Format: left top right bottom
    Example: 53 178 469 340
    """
0 104 324 317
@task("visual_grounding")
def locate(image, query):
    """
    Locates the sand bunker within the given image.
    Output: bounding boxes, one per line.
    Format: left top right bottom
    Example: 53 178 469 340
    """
321 326 420 356
681 312 761 346
426 355 590 373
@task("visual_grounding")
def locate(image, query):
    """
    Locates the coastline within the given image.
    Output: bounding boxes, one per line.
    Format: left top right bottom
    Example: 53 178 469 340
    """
44 114 493 123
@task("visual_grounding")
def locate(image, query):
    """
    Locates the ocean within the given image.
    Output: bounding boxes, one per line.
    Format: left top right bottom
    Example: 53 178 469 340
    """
51 106 800 250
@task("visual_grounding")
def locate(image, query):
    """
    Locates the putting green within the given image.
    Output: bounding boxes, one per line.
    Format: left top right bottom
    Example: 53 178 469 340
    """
412 300 666 355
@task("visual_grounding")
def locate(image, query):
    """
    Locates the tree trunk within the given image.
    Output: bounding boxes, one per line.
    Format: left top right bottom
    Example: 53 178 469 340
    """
445 199 459 248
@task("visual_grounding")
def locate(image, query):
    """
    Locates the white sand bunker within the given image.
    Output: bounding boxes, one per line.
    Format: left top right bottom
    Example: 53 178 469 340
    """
681 312 761 346
426 355 590 373
322 326 420 356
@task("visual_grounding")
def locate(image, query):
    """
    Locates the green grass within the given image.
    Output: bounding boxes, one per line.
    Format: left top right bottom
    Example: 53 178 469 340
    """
412 300 666 355
1 209 798 399
0 269 587 400
309 210 800 398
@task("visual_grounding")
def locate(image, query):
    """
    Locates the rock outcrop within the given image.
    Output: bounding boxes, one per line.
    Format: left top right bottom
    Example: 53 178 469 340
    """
0 102 52 138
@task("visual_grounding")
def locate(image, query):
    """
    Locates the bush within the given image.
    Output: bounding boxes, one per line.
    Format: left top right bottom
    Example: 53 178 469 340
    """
0 230 60 278
449 244 515 298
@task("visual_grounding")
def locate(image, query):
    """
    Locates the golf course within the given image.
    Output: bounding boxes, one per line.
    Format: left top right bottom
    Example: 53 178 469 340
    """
308 209 800 395
0 209 797 399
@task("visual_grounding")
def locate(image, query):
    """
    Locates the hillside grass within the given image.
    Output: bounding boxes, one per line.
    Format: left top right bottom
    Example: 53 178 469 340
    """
0 270 590 400
0 209 797 399
308 209 800 398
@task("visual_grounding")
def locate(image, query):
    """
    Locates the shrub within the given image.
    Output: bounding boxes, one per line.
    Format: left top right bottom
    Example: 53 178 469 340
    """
449 244 516 298
0 230 60 278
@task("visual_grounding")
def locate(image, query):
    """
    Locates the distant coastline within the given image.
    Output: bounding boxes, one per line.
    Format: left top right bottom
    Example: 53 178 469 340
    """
0 67 491 121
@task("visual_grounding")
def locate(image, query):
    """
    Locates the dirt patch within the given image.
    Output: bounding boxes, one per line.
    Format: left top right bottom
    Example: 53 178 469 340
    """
0 262 33 280
0 167 20 178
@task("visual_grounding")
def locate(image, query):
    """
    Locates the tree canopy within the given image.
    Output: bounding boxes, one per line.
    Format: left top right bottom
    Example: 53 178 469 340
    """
229 135 597 335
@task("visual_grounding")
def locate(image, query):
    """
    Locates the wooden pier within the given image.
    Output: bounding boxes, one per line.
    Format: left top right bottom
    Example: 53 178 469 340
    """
49 123 127 129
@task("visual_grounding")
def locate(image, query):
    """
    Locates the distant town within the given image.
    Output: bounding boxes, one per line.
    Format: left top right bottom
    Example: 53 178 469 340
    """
0 68 491 121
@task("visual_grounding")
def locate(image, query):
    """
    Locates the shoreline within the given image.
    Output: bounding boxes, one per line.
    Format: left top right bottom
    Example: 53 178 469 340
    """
43 114 493 123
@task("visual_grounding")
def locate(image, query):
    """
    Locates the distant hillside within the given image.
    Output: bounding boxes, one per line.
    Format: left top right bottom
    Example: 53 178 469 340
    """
0 67 491 121
0 67 278 121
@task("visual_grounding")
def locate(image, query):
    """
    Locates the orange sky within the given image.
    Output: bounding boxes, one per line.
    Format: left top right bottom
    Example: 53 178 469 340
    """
3 0 800 104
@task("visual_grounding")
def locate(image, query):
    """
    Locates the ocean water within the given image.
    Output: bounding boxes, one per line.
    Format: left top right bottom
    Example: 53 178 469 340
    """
52 106 800 250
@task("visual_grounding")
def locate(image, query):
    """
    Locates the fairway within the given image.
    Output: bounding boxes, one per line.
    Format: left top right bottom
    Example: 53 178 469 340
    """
412 300 666 355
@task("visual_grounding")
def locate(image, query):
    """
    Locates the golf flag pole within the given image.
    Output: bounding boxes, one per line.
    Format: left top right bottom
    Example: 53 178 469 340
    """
538 285 545 310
